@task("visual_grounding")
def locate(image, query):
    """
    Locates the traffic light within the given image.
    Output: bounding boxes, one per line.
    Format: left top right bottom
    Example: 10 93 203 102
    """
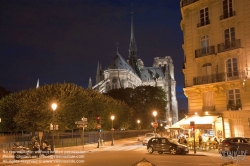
190 121 195 131
191 126 195 131
96 116 101 124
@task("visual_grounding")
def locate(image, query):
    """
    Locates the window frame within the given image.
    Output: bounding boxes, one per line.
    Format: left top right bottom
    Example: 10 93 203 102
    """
200 7 209 26
226 58 238 78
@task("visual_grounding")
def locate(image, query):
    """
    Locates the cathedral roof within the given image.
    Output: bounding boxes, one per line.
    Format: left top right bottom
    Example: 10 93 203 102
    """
108 52 136 74
140 67 165 81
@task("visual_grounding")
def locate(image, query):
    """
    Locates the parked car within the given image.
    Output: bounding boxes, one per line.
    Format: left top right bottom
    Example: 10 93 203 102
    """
218 137 250 155
147 137 189 155
142 133 160 145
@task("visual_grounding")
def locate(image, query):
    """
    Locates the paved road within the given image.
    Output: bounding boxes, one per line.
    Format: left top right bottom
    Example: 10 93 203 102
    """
0 138 248 166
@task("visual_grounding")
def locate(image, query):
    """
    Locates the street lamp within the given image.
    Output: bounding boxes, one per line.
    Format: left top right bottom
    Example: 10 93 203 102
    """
137 120 140 130
111 115 115 146
51 103 57 151
169 117 172 127
153 111 157 135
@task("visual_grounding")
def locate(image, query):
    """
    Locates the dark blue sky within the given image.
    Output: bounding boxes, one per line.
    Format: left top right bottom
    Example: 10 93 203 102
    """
0 0 187 110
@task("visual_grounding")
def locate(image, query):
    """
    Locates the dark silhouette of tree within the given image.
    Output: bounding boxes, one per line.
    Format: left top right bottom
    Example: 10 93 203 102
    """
0 86 11 100
105 86 167 129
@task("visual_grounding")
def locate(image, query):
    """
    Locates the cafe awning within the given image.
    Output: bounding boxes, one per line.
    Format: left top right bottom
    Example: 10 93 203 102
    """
169 118 186 129
172 115 220 130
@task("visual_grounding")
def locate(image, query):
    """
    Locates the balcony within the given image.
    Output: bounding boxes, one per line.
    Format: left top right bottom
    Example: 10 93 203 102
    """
197 20 210 28
181 0 199 7
218 39 241 53
195 46 215 58
220 11 236 20
193 70 246 85
227 99 242 111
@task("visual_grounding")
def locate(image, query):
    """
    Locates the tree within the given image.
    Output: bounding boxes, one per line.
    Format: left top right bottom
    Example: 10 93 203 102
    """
0 83 134 133
105 86 167 129
0 86 11 100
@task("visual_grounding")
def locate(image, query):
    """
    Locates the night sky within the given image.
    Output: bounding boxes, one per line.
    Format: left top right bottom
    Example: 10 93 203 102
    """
0 0 188 111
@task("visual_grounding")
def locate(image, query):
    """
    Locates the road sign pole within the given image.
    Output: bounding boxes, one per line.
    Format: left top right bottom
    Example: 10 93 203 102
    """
82 117 85 151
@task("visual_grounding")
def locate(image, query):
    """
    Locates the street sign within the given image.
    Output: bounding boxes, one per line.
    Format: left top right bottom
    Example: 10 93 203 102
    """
152 122 158 128
75 121 84 124
97 124 101 129
77 125 83 128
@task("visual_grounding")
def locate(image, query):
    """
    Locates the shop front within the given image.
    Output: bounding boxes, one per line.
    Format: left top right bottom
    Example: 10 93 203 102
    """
179 115 224 140
169 113 224 150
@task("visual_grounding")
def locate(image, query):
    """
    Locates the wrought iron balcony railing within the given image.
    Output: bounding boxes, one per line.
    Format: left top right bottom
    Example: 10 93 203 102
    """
197 20 210 28
220 11 236 20
193 70 246 85
181 0 199 7
218 39 241 53
202 106 216 112
195 46 215 58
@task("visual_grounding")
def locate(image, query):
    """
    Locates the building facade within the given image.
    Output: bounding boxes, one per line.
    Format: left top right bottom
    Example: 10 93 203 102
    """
180 0 250 138
92 13 179 124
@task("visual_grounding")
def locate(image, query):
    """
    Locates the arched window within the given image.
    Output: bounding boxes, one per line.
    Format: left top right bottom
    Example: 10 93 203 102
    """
227 58 238 78
112 77 117 89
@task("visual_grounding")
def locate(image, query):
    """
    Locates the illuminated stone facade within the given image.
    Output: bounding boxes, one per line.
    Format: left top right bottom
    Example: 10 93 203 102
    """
92 13 178 124
180 0 250 137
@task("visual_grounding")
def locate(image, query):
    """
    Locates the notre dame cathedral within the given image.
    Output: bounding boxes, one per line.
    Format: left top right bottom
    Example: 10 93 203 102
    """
90 12 179 125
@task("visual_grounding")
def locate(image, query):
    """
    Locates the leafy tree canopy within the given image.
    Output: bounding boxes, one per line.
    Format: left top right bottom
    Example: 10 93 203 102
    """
104 86 167 129
0 83 133 133
0 86 11 100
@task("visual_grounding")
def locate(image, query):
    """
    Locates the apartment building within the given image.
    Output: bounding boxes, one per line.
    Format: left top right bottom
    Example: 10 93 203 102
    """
180 0 250 138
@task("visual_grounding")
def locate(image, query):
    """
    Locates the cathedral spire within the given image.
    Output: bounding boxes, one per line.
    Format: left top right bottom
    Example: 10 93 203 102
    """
96 61 100 84
128 8 140 77
116 42 119 55
129 11 137 58
88 77 92 89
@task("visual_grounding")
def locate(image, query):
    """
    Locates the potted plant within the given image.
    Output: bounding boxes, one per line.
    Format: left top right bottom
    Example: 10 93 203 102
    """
236 99 242 110
227 100 236 110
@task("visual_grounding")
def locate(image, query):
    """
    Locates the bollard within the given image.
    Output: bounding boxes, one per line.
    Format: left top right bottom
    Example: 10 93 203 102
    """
101 139 104 146
97 138 100 148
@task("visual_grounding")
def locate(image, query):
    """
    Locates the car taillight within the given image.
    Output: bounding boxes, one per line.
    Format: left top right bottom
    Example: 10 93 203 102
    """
224 142 229 147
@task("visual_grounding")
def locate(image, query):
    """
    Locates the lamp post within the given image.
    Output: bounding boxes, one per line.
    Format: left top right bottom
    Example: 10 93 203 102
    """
153 111 157 135
51 103 57 151
169 117 172 127
137 120 140 130
111 115 115 146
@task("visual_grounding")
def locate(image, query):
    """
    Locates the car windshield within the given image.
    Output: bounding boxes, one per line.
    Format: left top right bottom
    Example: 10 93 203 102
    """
145 134 155 137
145 133 159 137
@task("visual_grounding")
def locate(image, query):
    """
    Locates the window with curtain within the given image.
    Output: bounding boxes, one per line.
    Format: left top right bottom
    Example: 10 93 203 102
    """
224 27 235 48
201 35 209 54
226 58 238 78
203 92 215 111
202 63 212 76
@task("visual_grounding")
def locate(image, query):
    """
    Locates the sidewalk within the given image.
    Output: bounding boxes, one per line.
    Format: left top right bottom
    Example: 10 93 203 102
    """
187 148 220 156
55 137 139 153
55 137 220 157
0 137 221 165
